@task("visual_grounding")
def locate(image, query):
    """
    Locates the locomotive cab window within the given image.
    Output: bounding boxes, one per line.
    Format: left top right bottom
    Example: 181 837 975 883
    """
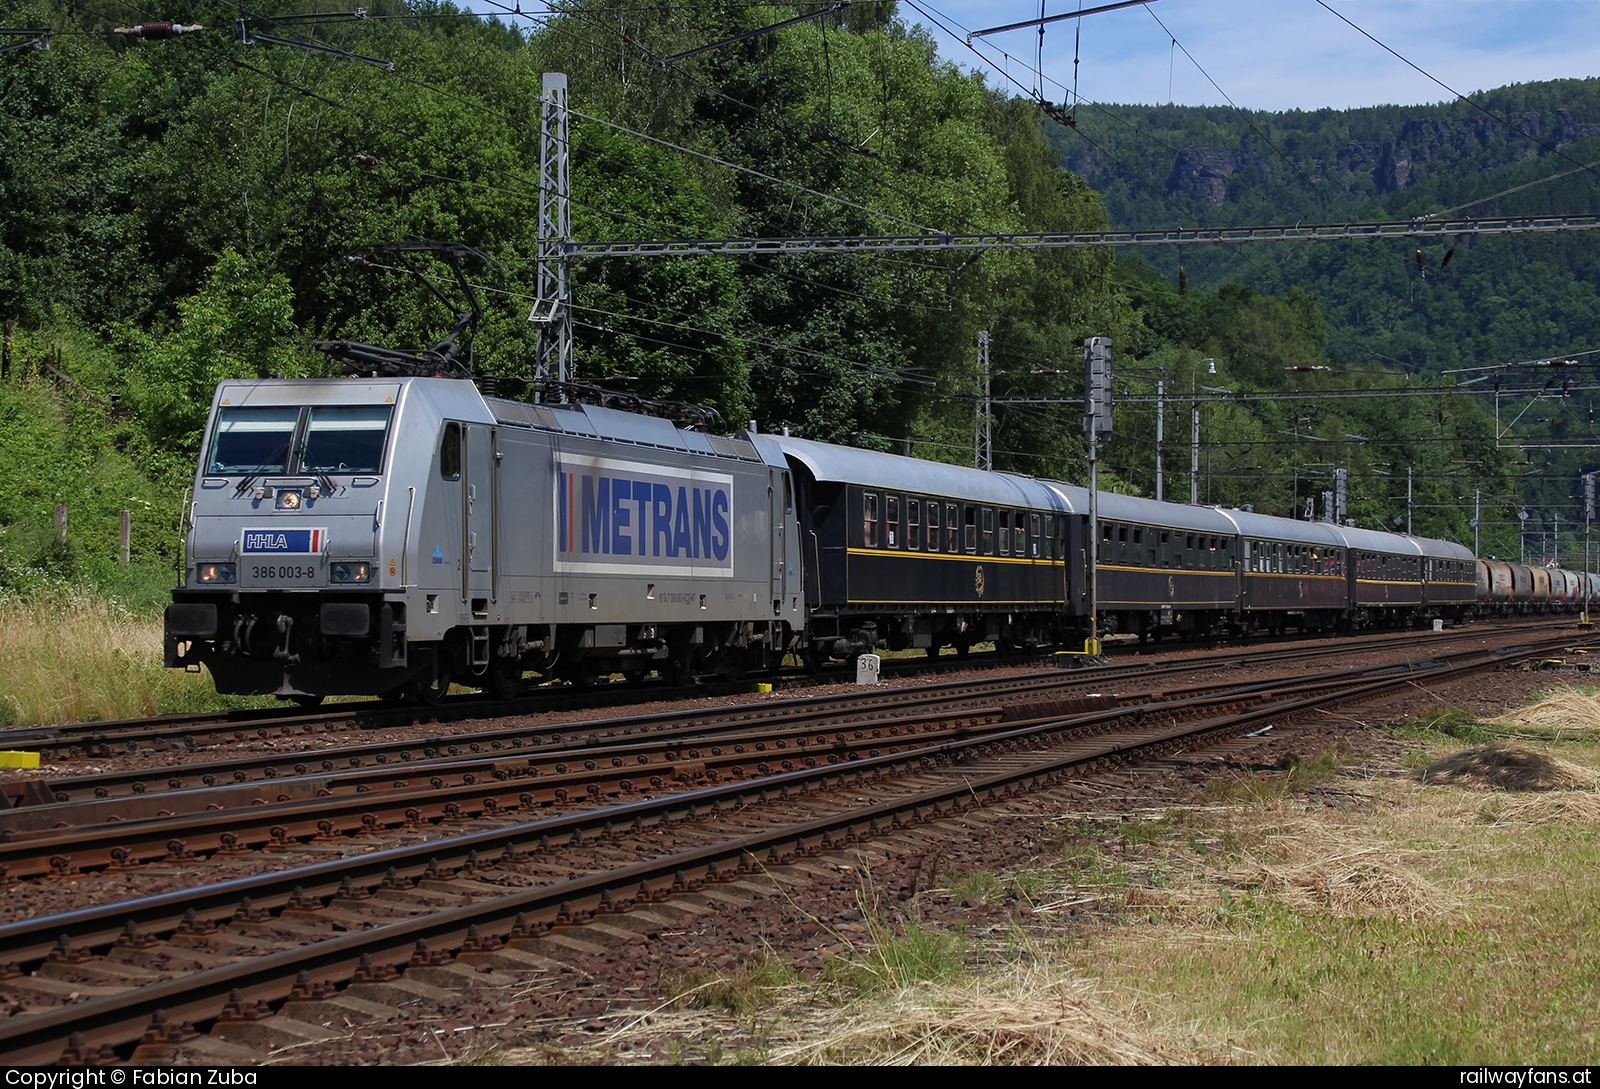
302 405 393 474
208 405 299 475
439 422 461 481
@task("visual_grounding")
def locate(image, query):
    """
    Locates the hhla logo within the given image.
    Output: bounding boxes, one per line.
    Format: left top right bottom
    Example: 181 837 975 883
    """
242 529 324 553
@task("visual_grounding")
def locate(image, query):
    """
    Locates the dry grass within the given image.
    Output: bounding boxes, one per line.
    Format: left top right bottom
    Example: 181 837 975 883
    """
1492 790 1600 825
1245 837 1463 919
768 961 1180 1065
552 953 1183 1066
1486 687 1600 737
0 591 264 725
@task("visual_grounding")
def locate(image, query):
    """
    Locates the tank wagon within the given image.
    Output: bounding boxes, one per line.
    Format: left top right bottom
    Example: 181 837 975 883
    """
164 377 1593 701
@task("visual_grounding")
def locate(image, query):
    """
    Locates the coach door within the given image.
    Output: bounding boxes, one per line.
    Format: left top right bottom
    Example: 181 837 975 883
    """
463 424 496 602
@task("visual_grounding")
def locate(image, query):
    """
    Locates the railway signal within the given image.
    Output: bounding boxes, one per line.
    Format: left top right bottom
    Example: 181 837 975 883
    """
1083 335 1114 440
1082 336 1112 659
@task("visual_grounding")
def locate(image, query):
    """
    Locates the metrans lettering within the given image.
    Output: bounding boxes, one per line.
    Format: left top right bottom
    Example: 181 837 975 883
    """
555 457 734 577
241 528 325 554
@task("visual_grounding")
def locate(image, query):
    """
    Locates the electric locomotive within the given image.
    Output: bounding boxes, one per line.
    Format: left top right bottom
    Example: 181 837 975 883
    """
165 377 801 702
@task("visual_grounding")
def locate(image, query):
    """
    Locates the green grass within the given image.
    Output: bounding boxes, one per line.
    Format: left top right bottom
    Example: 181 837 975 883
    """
821 900 969 998
662 953 798 1015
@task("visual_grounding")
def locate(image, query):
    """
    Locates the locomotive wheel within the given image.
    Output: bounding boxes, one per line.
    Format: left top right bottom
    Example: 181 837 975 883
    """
486 658 524 701
413 671 452 706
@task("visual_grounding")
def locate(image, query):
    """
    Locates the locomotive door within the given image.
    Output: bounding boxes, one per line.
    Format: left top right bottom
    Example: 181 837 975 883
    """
463 424 495 600
769 469 791 607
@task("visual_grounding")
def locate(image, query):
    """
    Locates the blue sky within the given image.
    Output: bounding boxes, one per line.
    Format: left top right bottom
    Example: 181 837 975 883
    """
891 0 1600 111
470 1 1600 112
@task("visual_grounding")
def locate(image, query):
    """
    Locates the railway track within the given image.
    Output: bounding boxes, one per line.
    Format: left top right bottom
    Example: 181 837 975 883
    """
1 622 1539 822
0 620 1562 762
0 627 1583 1064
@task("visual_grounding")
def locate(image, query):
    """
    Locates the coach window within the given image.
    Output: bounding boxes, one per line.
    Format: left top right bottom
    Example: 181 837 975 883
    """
908 500 920 551
981 508 994 553
964 507 977 553
863 493 878 547
439 422 461 480
886 496 899 548
997 509 1010 554
1029 514 1041 557
945 504 957 552
926 502 940 551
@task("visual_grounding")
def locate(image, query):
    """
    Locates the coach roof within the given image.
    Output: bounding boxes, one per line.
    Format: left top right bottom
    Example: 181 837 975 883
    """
770 436 1073 512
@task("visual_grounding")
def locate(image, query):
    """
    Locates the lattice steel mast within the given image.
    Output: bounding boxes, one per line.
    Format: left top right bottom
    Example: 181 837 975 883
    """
530 73 572 401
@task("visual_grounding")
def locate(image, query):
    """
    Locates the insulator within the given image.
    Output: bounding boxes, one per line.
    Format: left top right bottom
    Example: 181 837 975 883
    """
116 22 204 38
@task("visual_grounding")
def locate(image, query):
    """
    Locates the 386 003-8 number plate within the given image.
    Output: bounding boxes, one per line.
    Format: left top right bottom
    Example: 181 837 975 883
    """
249 564 317 582
240 528 327 586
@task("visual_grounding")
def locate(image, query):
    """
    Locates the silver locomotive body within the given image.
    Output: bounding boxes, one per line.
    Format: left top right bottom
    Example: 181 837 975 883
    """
166 377 801 699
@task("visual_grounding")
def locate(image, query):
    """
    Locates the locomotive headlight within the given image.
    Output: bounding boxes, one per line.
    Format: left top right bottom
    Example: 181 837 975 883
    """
330 562 371 584
198 562 236 584
275 489 302 511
